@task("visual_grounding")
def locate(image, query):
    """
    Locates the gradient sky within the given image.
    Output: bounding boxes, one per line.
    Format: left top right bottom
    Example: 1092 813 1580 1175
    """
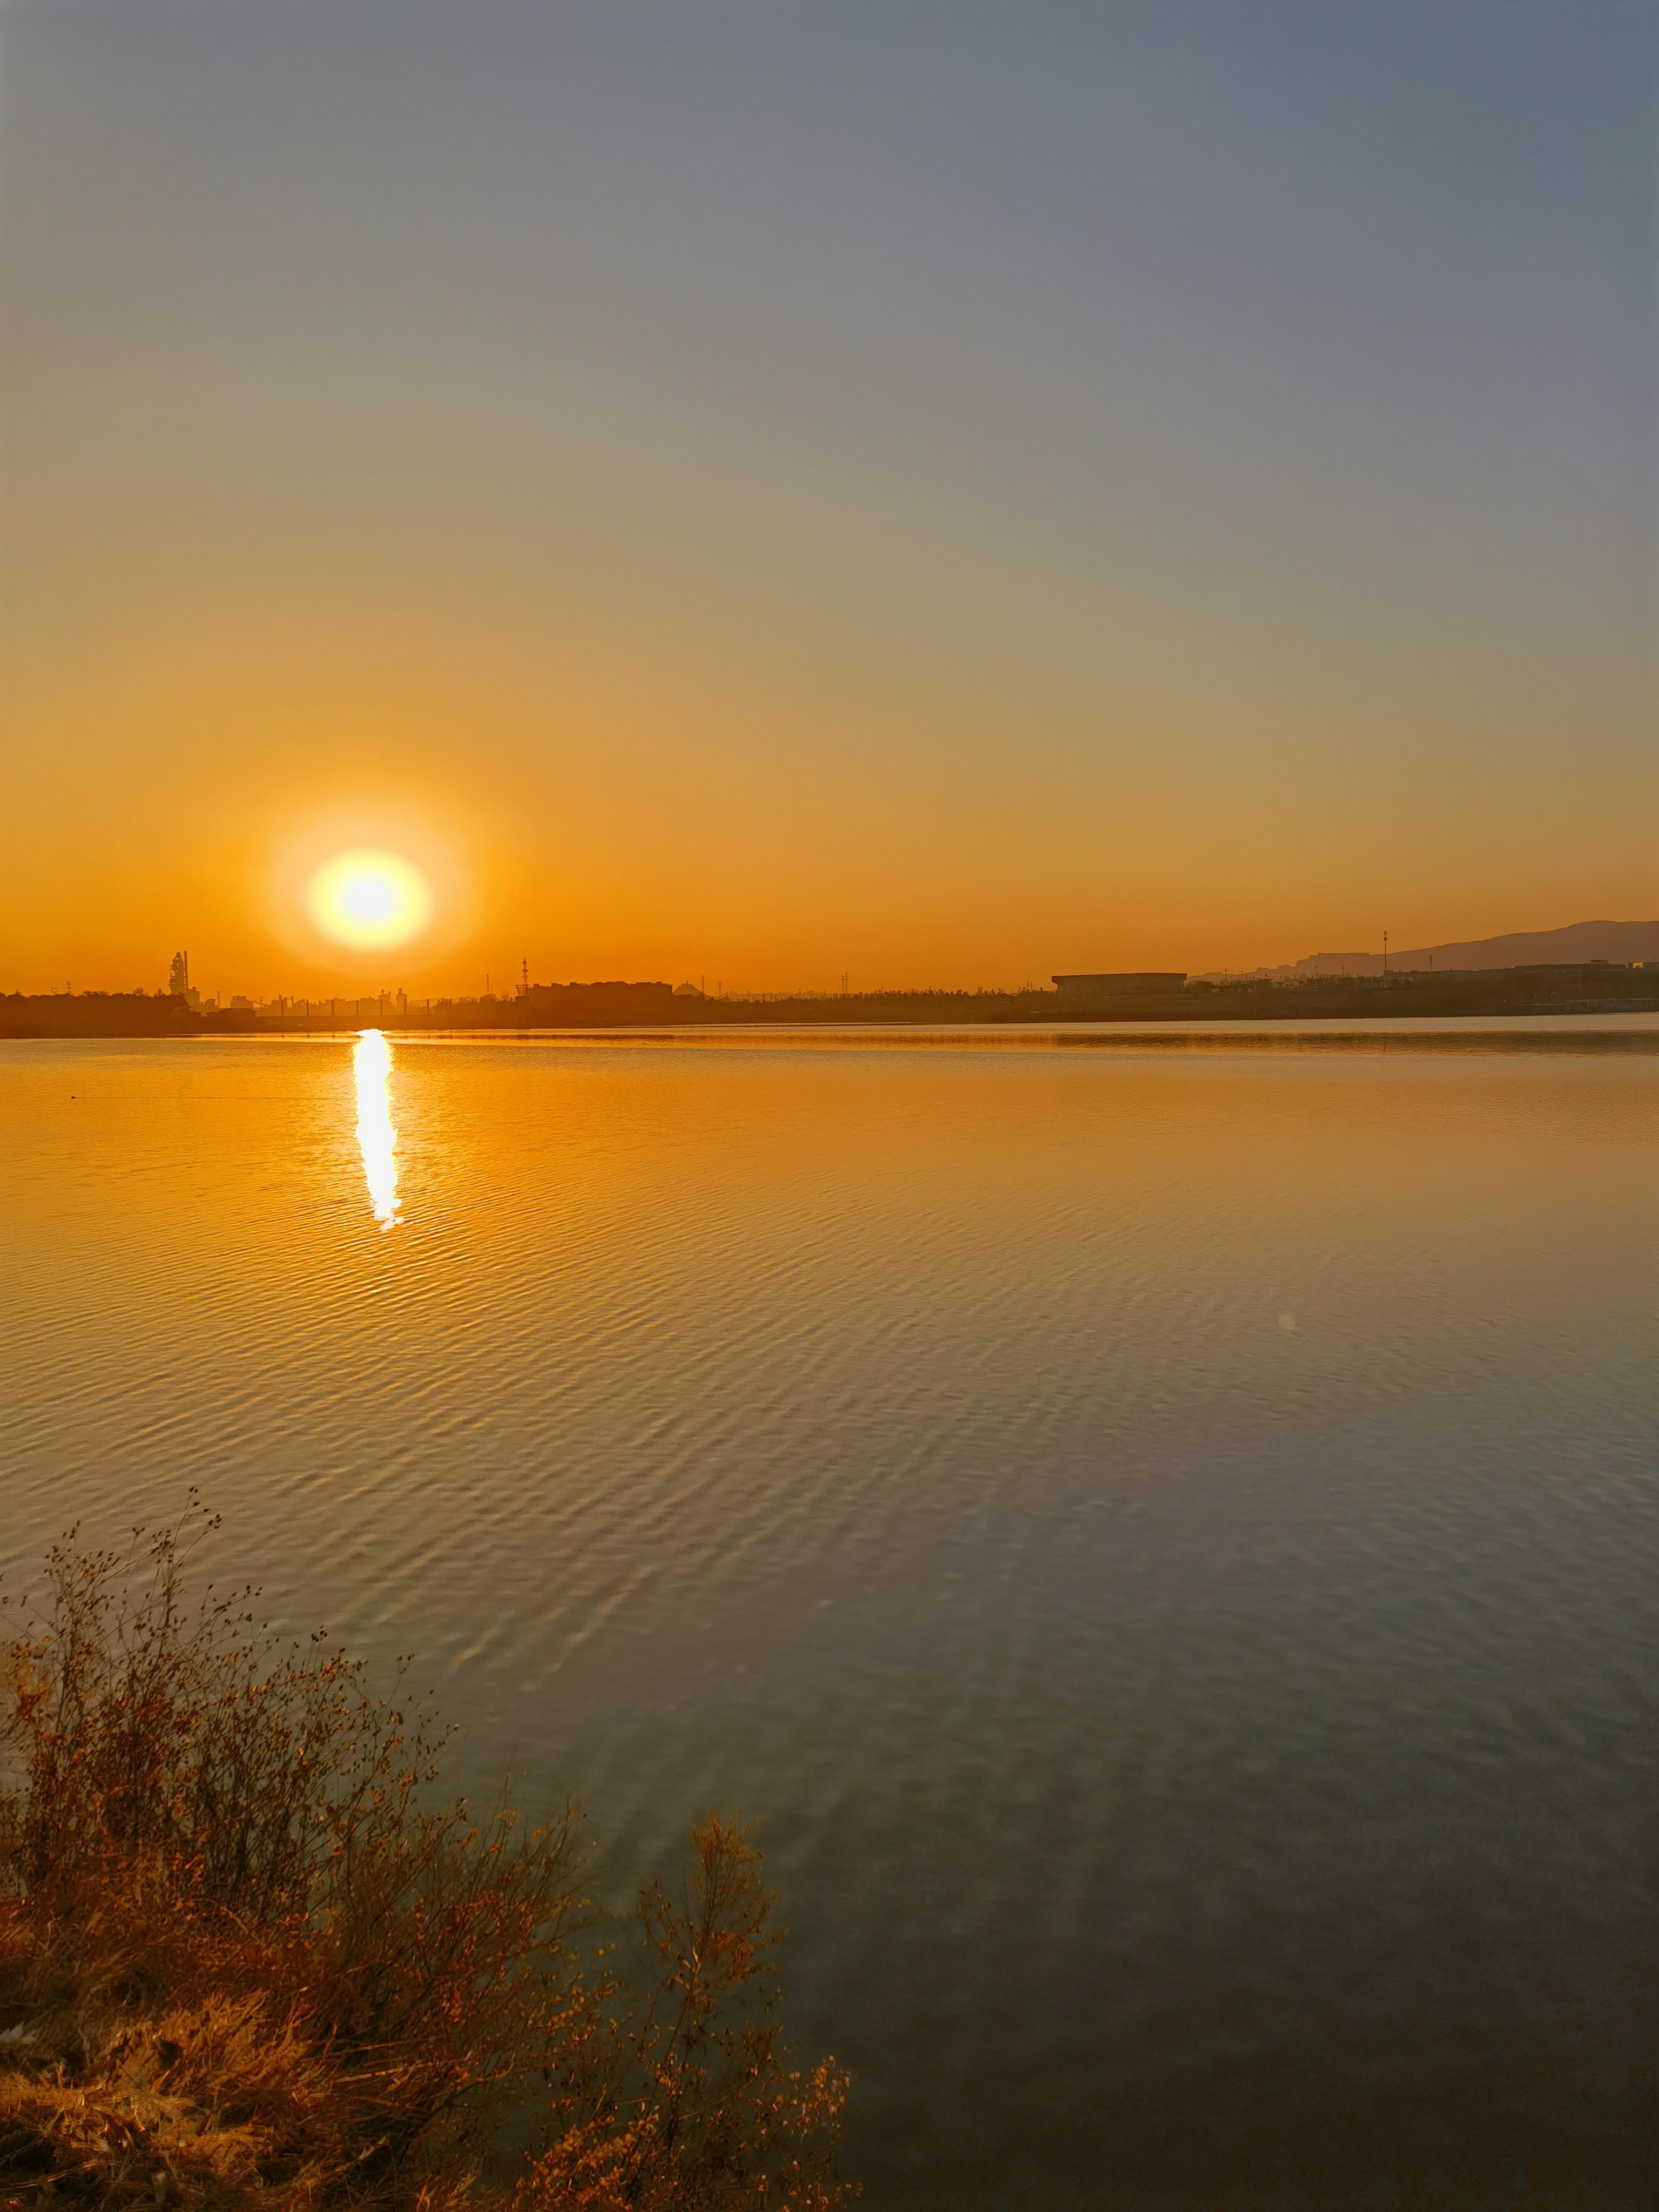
3 0 1654 995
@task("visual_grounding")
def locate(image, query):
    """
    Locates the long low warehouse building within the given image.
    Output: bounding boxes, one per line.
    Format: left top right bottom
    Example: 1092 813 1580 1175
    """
1053 972 1188 996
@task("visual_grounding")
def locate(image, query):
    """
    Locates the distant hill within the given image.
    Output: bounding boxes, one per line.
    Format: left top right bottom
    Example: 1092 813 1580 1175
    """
1295 920 1659 978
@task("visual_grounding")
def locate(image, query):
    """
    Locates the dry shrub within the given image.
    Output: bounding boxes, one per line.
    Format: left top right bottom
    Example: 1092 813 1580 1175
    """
527 1820 849 2212
0 1507 851 2212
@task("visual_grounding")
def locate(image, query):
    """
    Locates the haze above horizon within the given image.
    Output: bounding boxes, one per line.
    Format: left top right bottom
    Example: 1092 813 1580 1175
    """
3 1 1654 993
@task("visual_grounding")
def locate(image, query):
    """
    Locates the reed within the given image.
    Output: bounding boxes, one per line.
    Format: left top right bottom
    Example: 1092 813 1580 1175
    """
0 1507 850 2211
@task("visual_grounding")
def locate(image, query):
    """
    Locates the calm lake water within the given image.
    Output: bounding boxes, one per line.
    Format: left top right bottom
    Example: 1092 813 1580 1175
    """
3 1028 1656 2207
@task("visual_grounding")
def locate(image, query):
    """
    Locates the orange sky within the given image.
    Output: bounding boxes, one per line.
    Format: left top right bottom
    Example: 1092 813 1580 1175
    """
3 4 1654 997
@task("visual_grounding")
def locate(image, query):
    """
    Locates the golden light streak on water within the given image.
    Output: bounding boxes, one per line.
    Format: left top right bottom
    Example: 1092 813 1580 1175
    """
353 1029 399 1228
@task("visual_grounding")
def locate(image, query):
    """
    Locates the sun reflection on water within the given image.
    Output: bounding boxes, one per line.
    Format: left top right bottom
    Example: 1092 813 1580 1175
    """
353 1030 399 1228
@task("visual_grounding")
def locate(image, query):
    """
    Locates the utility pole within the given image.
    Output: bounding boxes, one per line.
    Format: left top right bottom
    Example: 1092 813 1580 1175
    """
1382 929 1388 977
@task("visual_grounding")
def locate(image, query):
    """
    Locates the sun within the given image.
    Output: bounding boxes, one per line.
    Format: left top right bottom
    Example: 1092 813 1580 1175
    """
306 849 434 949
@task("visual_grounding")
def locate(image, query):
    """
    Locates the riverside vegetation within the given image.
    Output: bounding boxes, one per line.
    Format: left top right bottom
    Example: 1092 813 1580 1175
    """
0 1510 851 2212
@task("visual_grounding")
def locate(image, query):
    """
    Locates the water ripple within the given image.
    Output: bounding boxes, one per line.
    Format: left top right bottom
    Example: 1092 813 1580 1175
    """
2 1035 1655 2206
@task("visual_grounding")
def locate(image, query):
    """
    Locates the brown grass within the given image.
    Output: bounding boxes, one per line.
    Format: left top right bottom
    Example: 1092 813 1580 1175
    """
0 1506 851 2212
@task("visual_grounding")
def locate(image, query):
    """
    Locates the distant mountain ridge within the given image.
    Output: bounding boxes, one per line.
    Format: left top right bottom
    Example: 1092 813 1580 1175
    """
1295 920 1659 977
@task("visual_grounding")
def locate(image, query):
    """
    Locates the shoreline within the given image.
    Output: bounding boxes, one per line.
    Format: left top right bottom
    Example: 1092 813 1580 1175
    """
7 1014 1658 1053
6 993 1659 1043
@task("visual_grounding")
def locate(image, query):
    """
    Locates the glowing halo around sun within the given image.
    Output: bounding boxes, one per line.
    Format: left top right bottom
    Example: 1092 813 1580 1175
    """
265 812 474 972
306 849 434 949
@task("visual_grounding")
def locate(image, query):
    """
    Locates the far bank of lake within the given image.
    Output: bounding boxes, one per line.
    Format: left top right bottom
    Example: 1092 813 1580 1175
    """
6 963 1658 1040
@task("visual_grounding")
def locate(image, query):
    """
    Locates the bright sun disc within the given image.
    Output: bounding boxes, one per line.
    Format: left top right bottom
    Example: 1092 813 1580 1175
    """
307 849 434 949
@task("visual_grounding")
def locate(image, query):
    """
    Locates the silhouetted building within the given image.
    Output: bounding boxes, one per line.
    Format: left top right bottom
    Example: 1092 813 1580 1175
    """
512 980 678 1026
166 950 200 1009
1053 973 1186 997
